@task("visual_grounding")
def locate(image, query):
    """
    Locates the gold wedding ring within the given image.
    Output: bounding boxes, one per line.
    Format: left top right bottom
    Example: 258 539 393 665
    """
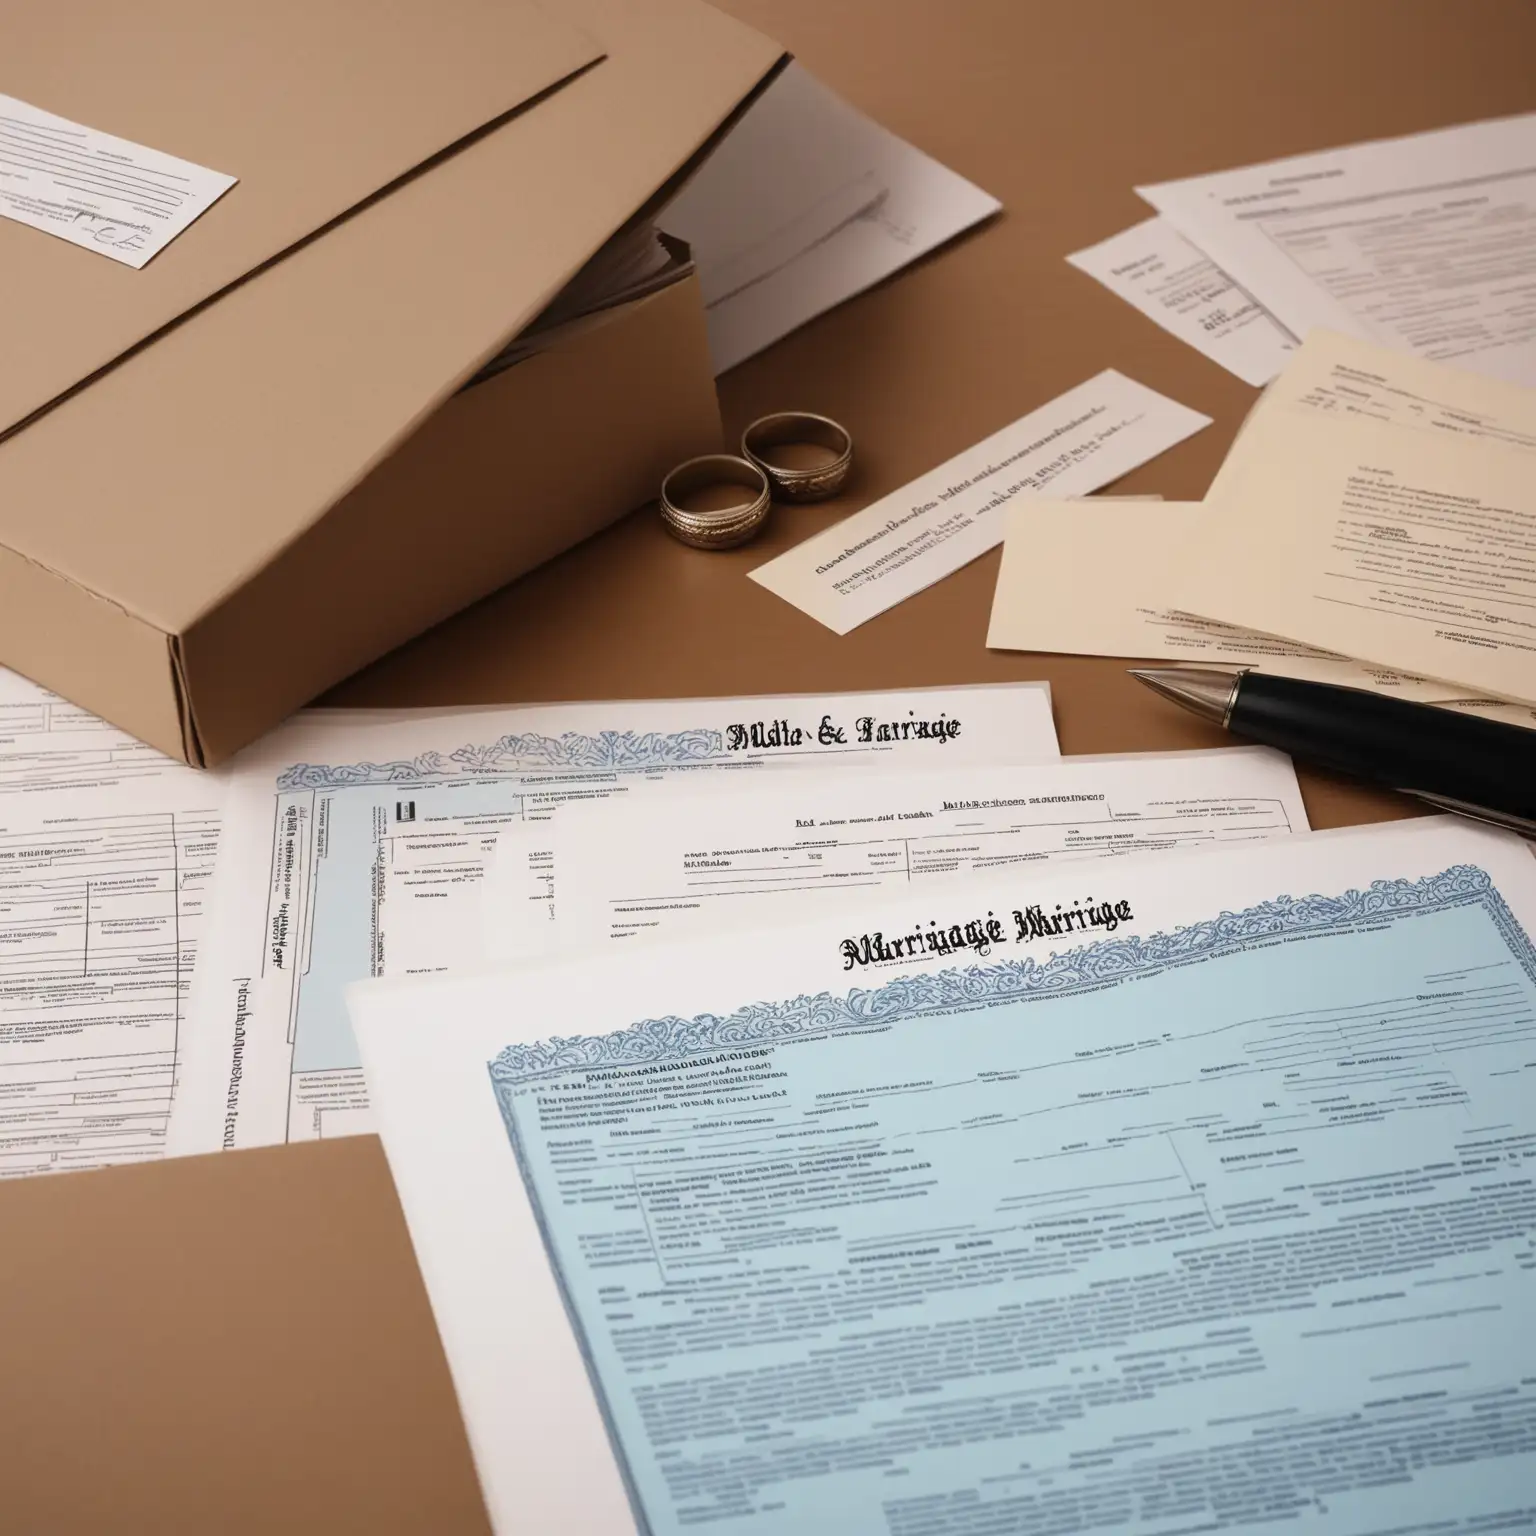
741 411 853 502
658 454 772 550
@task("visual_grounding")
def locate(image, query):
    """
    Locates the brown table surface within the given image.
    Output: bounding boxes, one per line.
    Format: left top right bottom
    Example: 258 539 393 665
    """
6 3 1535 1530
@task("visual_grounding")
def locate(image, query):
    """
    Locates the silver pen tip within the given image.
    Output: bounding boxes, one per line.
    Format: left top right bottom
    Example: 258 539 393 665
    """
1128 667 1242 728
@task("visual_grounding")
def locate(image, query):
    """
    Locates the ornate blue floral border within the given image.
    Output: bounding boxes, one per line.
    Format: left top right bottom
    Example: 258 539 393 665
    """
275 728 726 790
489 864 1533 1088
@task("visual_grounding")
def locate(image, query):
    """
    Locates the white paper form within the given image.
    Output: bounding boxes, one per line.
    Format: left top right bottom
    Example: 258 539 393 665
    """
0 667 203 793
661 64 1001 374
172 685 1058 1155
481 748 1307 964
1067 215 1297 385
352 815 1536 1536
0 669 225 1176
0 92 235 268
750 371 1210 634
1140 113 1536 385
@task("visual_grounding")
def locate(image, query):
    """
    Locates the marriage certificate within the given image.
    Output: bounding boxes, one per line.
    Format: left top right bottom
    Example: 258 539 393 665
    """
353 814 1536 1535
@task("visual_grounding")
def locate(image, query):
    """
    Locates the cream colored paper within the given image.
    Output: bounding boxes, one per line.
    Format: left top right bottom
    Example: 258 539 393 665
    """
1208 330 1536 503
1179 414 1536 704
987 499 1532 726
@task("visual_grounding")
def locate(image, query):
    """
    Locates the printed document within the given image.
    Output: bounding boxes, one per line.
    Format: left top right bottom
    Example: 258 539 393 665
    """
0 666 214 794
1067 215 1296 385
1206 327 1536 502
480 748 1307 964
750 371 1210 634
1178 416 1536 703
986 498 1530 726
1140 113 1536 385
171 685 1057 1155
353 815 1536 1536
1174 334 1536 703
661 65 1000 374
0 92 236 268
0 669 225 1176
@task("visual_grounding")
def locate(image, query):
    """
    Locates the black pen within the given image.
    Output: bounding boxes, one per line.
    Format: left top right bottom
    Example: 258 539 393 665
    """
1130 666 1536 837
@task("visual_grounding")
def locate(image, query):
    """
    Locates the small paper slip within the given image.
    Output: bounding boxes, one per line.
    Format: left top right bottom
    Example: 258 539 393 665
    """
1067 216 1296 387
0 93 236 268
749 370 1210 634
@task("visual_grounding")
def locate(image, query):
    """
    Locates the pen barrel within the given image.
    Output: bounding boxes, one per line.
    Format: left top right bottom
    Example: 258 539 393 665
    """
1229 674 1536 822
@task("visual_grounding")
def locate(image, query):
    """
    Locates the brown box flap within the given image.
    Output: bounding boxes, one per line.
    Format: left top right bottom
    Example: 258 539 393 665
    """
1 0 602 438
0 0 784 645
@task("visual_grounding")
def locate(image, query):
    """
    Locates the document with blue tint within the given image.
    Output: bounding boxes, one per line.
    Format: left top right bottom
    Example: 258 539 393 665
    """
169 684 1056 1154
352 817 1536 1536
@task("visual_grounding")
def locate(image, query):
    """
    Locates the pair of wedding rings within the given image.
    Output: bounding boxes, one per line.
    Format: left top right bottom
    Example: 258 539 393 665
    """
659 411 853 550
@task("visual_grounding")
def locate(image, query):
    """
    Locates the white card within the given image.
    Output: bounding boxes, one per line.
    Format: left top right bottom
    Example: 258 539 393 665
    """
749 370 1210 634
0 93 236 268
1067 215 1297 386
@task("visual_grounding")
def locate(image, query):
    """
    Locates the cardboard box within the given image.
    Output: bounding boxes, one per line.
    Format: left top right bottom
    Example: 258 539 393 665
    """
0 0 784 764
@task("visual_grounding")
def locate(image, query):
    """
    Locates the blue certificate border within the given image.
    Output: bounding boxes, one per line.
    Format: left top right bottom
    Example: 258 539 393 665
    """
489 865 1532 1089
276 729 729 790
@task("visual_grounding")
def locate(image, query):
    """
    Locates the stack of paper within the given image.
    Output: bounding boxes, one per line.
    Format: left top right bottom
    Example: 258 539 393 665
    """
205 589 1524 1536
472 222 686 380
0 666 1330 1192
989 329 1536 724
167 683 1065 1153
1069 112 1536 388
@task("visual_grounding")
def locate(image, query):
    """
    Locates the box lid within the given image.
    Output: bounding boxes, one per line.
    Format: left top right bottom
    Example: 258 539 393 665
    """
0 0 784 762
1 0 602 438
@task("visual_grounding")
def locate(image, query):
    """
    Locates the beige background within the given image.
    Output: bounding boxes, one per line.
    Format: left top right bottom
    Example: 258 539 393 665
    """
4 2 1534 1530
